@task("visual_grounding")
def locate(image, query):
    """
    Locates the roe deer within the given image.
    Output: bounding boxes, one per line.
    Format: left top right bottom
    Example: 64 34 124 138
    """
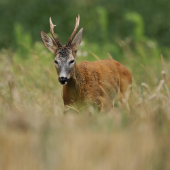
40 15 132 111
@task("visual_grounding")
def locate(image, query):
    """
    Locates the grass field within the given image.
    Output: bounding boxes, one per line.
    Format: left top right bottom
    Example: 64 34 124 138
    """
0 39 170 170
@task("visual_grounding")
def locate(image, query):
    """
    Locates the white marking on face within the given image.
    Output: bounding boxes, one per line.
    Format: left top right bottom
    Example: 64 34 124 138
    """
59 69 68 79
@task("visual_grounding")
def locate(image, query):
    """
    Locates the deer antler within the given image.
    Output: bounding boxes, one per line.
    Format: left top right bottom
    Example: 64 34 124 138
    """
66 14 80 47
49 17 62 47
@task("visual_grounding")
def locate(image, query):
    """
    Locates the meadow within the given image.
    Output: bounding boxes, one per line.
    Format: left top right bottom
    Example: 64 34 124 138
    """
0 33 170 170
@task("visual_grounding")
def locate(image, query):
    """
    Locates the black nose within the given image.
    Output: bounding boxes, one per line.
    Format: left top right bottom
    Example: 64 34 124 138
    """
59 77 68 85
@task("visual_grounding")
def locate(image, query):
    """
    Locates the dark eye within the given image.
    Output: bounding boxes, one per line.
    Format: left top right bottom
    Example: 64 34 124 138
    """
54 60 58 65
69 60 75 64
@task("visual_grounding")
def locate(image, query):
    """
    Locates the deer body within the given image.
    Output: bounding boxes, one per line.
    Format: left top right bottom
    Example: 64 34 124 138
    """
63 59 132 109
40 15 132 111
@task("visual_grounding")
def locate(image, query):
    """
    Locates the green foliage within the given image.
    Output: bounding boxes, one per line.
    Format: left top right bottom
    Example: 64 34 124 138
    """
96 6 108 42
0 0 170 52
14 23 33 59
125 12 144 42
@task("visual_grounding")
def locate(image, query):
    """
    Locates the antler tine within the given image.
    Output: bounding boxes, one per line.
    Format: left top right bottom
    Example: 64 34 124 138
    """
66 14 80 46
49 17 62 47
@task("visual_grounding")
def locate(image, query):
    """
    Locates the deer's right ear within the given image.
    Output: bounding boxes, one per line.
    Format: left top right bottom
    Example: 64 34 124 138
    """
40 31 58 54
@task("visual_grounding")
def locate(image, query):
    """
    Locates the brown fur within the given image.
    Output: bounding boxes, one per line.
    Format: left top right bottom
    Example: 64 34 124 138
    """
63 59 132 110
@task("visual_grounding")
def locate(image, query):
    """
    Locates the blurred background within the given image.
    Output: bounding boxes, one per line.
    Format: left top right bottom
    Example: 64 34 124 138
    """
1 0 170 170
1 0 170 83
1 0 170 55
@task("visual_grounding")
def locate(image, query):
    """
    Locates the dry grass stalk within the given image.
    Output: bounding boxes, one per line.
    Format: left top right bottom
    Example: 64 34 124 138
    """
156 79 164 93
89 51 100 60
141 83 151 94
147 94 157 101
161 70 166 82
64 105 80 113
107 53 113 59
8 80 13 100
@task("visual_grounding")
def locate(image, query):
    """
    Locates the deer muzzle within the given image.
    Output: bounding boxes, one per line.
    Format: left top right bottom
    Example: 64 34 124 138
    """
58 77 69 85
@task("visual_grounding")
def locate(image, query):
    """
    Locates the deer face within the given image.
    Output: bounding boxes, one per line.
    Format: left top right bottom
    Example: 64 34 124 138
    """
40 15 83 85
54 48 75 85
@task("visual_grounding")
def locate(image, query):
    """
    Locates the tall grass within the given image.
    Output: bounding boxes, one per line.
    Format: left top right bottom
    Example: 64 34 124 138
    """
0 38 170 170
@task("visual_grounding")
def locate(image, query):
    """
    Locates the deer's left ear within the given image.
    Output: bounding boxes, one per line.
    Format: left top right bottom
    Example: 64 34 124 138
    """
71 28 83 51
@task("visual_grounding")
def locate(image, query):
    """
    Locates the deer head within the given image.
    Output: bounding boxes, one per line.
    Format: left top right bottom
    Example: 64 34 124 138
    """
40 15 83 85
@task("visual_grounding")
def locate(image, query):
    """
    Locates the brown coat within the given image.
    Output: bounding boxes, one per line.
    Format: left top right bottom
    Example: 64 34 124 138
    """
63 59 132 110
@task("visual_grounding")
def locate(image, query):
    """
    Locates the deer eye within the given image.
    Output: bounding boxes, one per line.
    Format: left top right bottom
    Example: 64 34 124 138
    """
54 60 58 65
69 60 75 64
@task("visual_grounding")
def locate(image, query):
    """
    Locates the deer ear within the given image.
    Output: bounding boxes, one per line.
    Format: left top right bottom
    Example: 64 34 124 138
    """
71 28 83 50
40 31 58 54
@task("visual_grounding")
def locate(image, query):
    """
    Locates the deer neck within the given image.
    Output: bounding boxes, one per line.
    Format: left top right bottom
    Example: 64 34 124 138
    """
68 63 83 87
